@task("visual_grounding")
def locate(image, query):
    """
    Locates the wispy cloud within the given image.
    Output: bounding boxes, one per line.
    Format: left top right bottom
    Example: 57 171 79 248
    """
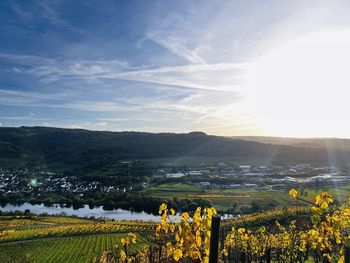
36 2 87 36
0 44 250 135
0 53 54 65
37 2 68 27
188 9 200 16
95 121 107 126
0 88 70 100
145 13 206 64
146 31 205 64
0 116 51 121
102 63 249 92
96 118 128 122
0 84 229 118
11 2 34 21
0 52 128 78
1 52 249 92
0 95 127 113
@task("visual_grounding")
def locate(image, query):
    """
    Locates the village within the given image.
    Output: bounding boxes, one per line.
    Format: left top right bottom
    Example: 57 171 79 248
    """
0 162 348 197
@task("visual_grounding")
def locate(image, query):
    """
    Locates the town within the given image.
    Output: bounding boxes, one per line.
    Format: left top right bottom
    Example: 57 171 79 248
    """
1 162 349 197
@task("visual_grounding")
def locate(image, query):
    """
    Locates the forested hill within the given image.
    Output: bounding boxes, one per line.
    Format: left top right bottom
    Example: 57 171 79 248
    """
233 136 350 151
0 127 349 168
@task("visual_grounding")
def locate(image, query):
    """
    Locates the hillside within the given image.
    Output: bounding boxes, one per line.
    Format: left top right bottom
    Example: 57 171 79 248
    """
0 127 349 171
0 214 153 262
233 136 350 151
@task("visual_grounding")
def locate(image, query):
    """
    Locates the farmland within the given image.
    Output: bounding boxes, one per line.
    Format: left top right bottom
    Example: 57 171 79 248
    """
0 215 153 262
146 183 290 210
0 233 145 263
145 182 350 211
1 187 350 262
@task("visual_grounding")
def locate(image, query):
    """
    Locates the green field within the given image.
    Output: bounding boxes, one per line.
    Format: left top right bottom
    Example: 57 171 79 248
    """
145 182 291 210
145 182 350 211
188 189 291 210
298 184 350 204
147 182 203 199
0 215 152 262
148 182 202 192
0 233 145 263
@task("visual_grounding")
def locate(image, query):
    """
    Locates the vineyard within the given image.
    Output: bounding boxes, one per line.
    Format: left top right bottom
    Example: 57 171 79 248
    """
0 233 146 263
0 215 154 262
1 189 350 262
97 190 350 263
0 220 154 243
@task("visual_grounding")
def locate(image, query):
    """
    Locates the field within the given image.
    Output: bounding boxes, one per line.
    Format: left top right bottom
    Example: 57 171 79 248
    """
0 215 154 263
0 233 146 263
147 182 203 199
187 189 291 210
303 184 350 199
145 182 350 211
146 183 291 210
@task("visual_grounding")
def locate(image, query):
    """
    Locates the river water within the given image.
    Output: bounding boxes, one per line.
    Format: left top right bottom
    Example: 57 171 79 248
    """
0 203 163 222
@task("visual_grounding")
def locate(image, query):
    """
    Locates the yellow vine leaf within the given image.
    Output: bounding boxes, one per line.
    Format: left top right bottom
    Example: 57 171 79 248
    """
289 189 298 199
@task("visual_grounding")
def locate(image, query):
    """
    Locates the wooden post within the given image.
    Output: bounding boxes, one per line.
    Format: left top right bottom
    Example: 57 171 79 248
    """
209 215 221 263
265 248 271 263
345 246 350 263
149 246 153 263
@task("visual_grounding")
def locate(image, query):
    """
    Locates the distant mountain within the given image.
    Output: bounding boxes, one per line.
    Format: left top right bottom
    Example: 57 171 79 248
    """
232 136 350 151
0 127 349 170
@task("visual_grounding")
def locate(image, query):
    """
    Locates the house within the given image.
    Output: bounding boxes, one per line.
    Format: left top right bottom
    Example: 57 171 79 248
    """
239 165 251 172
166 172 185 178
188 171 202 176
199 182 211 188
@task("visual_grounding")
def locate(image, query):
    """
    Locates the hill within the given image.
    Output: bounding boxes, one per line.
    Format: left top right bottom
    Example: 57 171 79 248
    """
233 136 350 151
0 127 349 171
0 214 152 263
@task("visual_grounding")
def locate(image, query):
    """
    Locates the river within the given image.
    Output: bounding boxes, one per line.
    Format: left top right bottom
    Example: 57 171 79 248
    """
0 202 164 222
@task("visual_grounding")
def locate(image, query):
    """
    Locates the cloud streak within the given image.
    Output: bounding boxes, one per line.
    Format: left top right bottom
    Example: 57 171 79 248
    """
0 116 51 121
0 88 70 100
146 31 205 64
1 52 249 92
6 0 337 135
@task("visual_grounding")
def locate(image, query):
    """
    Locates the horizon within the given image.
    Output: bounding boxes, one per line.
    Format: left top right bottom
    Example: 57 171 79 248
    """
2 125 350 140
1 1 350 137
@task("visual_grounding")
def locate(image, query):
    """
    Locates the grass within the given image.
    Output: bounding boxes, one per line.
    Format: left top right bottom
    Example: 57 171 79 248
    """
0 233 146 263
148 182 202 192
145 182 350 211
146 182 203 199
145 182 291 210
187 189 291 210
293 184 350 205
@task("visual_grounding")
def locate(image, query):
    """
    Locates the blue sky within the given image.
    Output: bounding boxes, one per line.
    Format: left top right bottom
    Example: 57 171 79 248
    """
1 1 350 136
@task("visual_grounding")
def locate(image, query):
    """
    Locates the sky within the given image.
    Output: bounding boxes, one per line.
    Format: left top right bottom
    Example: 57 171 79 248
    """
1 0 350 137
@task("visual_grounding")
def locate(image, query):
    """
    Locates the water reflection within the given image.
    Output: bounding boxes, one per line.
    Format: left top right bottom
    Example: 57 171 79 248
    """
0 202 164 222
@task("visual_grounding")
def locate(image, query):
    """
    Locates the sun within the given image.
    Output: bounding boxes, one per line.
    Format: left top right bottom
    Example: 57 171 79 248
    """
245 29 350 138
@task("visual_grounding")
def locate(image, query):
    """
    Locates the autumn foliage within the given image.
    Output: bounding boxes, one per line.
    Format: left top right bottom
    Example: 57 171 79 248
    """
99 189 350 263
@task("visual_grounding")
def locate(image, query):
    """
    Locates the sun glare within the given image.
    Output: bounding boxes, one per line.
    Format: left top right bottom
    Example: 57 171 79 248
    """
246 30 350 138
